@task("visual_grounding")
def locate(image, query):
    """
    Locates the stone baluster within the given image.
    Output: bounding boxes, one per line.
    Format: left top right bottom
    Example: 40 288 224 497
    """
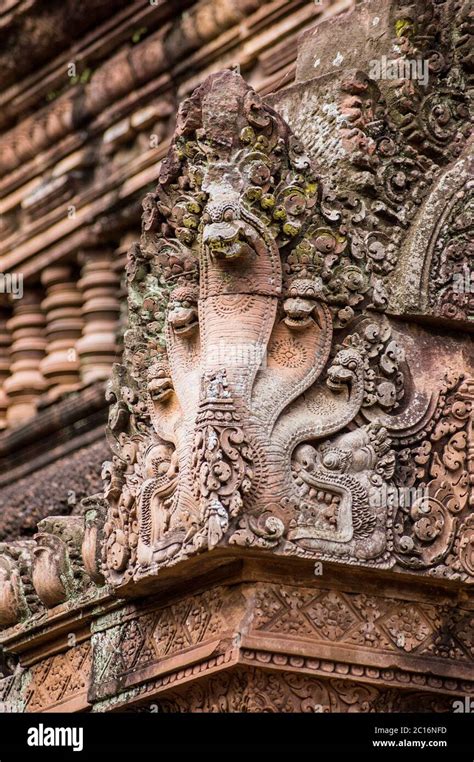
76 250 121 383
0 306 11 430
39 265 83 399
3 291 47 426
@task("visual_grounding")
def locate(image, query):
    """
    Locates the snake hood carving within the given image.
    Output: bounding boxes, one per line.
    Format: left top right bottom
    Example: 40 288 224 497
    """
101 71 404 586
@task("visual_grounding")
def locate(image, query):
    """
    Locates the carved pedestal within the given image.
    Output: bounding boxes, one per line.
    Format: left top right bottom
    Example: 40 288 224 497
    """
0 555 471 713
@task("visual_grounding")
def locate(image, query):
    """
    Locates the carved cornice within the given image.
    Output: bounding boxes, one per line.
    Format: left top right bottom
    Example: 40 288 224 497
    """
1 576 471 712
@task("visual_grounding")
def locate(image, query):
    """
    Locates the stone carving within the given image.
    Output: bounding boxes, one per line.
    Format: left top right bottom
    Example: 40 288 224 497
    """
3 292 47 426
0 541 41 627
1 0 472 719
99 72 399 583
333 0 472 325
391 0 471 164
150 669 382 713
91 587 228 700
127 667 460 713
0 510 105 631
32 516 89 608
81 495 107 586
25 641 91 712
89 578 473 709
390 374 473 578
283 421 394 562
425 179 473 322
0 670 26 714
76 250 121 383
39 266 83 398
100 69 471 586
252 583 473 662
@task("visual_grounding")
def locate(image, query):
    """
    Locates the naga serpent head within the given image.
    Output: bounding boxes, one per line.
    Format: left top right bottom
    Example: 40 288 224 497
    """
201 171 256 261
283 296 316 330
326 347 363 391
147 359 174 403
167 285 199 336
283 278 324 330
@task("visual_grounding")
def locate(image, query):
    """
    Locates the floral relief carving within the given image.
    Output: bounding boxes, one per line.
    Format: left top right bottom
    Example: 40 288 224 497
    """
92 588 227 690
25 642 91 712
131 667 462 713
252 584 472 661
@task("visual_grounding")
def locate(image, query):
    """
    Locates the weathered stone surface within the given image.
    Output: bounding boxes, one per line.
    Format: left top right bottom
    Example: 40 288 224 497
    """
98 65 473 591
272 1 473 329
297 0 398 88
87 573 473 711
0 0 472 716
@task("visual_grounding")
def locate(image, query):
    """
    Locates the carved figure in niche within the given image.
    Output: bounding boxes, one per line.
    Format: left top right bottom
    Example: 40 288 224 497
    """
101 71 468 585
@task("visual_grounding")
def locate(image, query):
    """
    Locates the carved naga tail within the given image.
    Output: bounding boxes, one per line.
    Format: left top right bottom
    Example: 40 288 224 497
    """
101 71 398 585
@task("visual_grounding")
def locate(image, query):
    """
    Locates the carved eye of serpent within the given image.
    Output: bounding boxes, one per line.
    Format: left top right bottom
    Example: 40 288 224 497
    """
334 351 360 371
346 358 359 372
322 450 343 470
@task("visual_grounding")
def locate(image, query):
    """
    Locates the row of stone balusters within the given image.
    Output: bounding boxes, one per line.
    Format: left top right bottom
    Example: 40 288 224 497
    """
0 249 122 429
0 497 106 629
